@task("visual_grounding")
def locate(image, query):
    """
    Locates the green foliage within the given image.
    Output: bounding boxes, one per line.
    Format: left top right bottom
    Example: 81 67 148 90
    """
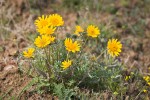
53 83 76 100
21 26 125 99
20 12 149 99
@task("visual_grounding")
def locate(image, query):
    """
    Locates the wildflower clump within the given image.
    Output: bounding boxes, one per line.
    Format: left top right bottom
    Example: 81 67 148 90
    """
22 13 125 99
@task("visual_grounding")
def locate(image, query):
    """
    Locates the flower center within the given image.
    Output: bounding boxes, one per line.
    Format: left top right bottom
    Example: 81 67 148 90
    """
52 18 58 25
90 29 95 34
71 45 75 50
41 20 48 27
111 45 118 52
46 28 53 34
40 39 47 46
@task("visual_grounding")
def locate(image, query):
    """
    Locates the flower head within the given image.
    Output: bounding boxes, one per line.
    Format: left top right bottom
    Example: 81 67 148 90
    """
65 38 80 53
74 25 84 36
87 25 100 38
143 76 150 86
61 60 72 70
143 89 147 93
107 39 122 57
34 35 55 48
37 26 56 35
34 15 49 29
49 14 64 26
23 48 35 58
125 76 131 81
113 92 118 95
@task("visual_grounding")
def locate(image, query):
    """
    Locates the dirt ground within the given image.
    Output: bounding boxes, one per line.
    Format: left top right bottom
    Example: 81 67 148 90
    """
0 0 150 99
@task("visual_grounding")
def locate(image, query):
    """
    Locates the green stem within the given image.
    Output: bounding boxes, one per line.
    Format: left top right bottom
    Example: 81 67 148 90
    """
56 27 59 62
44 48 51 81
82 36 88 48
44 48 49 61
48 45 51 64
66 51 70 60
27 59 32 75
134 86 146 100
96 49 106 60
51 46 54 65
57 40 59 62
77 62 93 86
77 37 88 60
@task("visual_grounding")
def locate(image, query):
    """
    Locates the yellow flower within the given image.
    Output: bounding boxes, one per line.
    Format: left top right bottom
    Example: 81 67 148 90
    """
65 38 80 53
113 92 118 95
48 14 64 26
61 60 72 70
37 26 56 35
87 25 100 38
125 76 131 81
143 76 150 82
35 15 49 29
34 35 55 48
143 89 147 93
143 76 150 85
23 48 35 58
107 39 122 57
74 25 84 36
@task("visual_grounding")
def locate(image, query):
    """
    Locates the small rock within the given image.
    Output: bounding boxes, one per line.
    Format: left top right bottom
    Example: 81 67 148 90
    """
4 65 15 71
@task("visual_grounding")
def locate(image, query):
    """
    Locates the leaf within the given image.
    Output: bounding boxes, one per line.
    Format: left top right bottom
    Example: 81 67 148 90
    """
53 83 75 100
53 83 64 99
